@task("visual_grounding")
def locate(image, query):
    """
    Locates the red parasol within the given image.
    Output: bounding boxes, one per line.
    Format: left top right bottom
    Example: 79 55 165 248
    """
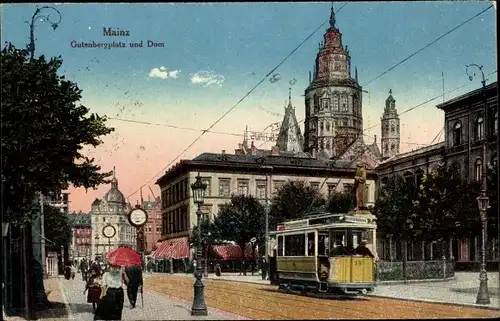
106 246 141 267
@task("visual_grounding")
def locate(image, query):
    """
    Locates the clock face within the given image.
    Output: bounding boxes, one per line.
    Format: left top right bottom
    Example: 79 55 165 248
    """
128 208 148 227
102 225 116 238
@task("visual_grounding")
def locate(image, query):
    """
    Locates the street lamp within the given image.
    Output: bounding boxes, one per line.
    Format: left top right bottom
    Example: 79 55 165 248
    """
476 190 491 304
26 6 62 60
190 174 208 316
204 231 211 278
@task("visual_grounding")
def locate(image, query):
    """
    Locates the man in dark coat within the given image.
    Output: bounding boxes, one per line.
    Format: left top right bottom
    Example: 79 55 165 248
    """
80 258 89 281
330 240 347 256
354 240 374 258
124 265 143 309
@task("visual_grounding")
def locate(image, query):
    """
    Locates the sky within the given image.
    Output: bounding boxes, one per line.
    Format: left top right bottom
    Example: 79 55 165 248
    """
1 2 497 213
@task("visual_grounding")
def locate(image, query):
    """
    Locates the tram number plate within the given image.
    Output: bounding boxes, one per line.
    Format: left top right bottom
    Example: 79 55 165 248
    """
353 260 362 266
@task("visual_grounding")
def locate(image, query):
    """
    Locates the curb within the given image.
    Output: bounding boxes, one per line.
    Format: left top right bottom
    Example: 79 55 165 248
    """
368 293 500 311
376 276 456 285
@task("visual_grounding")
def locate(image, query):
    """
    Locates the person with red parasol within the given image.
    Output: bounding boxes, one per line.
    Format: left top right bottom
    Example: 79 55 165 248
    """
94 246 142 320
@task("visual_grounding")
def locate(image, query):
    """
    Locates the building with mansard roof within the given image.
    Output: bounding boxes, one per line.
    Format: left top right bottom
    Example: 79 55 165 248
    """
90 167 137 259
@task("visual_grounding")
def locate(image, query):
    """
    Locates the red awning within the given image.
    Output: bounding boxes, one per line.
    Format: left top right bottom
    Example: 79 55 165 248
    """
152 237 190 260
211 244 243 260
210 242 257 260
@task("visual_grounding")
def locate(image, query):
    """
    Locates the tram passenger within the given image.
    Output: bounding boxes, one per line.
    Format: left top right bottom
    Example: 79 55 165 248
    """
354 240 374 258
330 240 347 256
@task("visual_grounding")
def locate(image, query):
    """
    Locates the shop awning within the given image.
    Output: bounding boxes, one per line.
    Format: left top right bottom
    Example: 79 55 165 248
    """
210 242 256 260
152 237 190 260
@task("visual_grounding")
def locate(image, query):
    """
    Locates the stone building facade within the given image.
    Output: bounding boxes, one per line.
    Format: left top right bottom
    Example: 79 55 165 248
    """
90 168 136 259
375 82 498 266
69 211 92 259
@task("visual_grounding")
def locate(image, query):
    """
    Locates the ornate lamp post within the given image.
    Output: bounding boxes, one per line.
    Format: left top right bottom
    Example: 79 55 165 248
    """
190 174 208 316
26 6 62 60
476 190 491 304
204 231 211 278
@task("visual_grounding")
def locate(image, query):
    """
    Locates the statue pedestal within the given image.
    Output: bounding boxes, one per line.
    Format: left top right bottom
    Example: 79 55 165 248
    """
348 208 371 216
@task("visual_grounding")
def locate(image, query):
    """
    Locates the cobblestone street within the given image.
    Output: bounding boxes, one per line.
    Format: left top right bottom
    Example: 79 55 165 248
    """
59 277 245 320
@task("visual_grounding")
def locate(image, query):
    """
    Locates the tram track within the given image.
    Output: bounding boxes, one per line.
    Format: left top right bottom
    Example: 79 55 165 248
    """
144 275 498 319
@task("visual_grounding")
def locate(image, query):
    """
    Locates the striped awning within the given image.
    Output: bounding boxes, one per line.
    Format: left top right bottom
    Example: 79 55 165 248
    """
152 237 190 260
210 242 256 260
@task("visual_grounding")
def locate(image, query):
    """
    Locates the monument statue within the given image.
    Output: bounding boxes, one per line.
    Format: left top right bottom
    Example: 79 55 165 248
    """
353 163 367 210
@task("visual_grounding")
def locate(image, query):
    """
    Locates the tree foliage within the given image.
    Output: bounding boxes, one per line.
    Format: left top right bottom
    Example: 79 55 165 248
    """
1 44 114 224
269 180 325 229
212 195 266 252
486 162 498 238
372 175 420 240
44 206 72 251
325 191 355 213
415 162 481 241
189 216 218 248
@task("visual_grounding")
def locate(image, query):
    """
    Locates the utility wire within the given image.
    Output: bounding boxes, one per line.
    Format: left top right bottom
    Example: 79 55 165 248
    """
362 4 494 86
123 3 349 200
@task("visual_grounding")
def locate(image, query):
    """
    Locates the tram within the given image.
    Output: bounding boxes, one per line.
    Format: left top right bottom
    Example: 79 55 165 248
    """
270 211 377 296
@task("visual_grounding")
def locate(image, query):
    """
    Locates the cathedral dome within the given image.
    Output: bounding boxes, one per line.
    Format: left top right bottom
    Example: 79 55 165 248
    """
103 167 126 204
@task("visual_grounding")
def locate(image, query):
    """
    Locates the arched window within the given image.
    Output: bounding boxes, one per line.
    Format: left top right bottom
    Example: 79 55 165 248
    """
320 140 324 150
384 143 388 153
475 116 484 141
325 140 330 150
452 121 462 146
326 122 330 131
391 144 395 151
320 121 324 131
415 169 424 188
475 158 483 182
342 118 348 127
391 124 395 133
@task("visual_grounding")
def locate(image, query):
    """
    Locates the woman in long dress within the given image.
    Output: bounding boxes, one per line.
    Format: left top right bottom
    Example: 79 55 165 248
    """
94 265 125 320
84 269 102 312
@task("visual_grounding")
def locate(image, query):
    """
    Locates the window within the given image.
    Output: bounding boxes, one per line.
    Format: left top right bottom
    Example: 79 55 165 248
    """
318 234 328 256
256 181 267 199
494 111 498 135
201 178 211 196
475 116 484 141
218 179 230 197
273 181 284 193
326 122 330 131
237 180 249 196
391 144 395 151
320 121 324 131
333 95 339 111
384 143 388 153
277 236 284 256
321 98 330 110
342 118 348 127
475 158 483 182
341 95 348 112
306 233 315 256
452 122 462 146
310 182 320 191
284 234 305 256
325 141 330 150
343 183 353 193
327 184 337 196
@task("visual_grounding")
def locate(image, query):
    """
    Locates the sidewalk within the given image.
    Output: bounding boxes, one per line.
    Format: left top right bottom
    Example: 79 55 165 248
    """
58 277 246 320
177 271 499 310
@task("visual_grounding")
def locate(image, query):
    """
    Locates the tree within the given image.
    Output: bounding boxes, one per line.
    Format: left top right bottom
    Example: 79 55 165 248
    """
212 195 266 260
189 218 218 249
1 43 114 224
415 162 482 246
43 206 72 252
372 175 421 241
269 180 325 230
486 162 498 240
326 191 355 213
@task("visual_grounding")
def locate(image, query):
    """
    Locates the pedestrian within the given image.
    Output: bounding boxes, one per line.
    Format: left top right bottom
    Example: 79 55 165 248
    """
354 240 374 258
84 269 102 312
64 262 72 280
94 264 125 320
124 265 143 309
70 264 76 280
330 240 347 256
80 258 89 281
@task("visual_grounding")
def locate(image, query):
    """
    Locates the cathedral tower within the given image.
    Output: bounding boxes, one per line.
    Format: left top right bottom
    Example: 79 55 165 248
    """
380 89 400 159
303 6 364 158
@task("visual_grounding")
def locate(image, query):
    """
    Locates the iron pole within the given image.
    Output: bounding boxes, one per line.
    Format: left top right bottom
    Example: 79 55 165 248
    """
191 205 207 316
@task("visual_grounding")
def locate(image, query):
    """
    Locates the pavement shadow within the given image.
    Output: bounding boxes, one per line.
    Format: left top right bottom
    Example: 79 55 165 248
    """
450 287 499 295
35 302 68 319
260 287 368 301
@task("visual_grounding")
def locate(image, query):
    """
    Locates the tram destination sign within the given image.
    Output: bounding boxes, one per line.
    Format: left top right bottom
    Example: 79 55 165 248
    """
343 216 369 224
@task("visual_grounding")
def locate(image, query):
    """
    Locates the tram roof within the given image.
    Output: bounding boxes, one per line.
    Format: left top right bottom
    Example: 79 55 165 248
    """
270 211 377 235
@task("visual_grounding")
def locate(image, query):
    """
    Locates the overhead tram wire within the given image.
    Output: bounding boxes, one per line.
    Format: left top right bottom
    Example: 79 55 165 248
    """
362 4 494 87
123 3 350 200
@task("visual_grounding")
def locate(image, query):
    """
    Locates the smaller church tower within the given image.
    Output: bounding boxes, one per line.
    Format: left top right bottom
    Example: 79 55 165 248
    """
380 89 400 159
277 88 304 153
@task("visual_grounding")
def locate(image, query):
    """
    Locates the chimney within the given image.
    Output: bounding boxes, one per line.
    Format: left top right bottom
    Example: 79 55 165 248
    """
221 150 226 155
251 141 257 155
271 145 280 156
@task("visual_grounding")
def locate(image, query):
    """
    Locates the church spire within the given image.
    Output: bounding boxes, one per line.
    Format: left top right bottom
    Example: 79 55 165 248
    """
329 5 336 29
111 166 118 189
288 87 292 106
355 67 358 82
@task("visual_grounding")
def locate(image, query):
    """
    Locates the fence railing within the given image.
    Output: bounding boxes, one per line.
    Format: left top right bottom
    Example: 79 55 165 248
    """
376 257 455 282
